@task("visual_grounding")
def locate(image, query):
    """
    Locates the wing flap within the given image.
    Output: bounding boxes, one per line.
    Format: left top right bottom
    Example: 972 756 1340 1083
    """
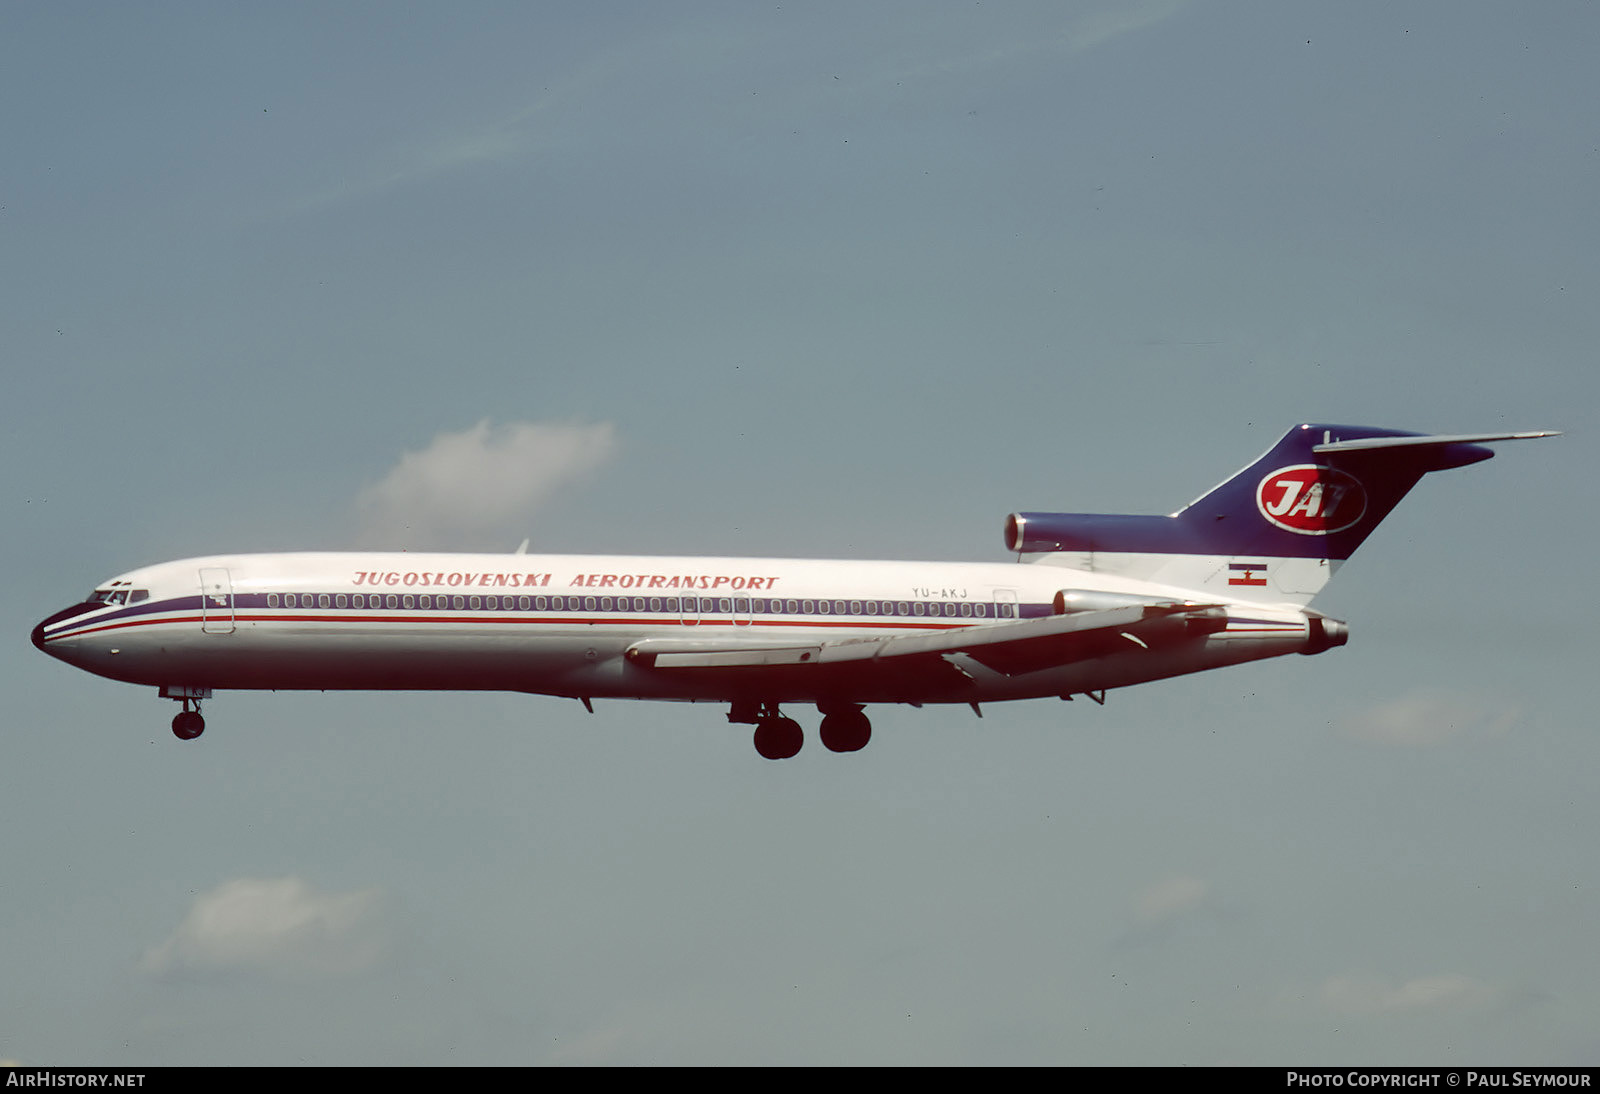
646 644 825 669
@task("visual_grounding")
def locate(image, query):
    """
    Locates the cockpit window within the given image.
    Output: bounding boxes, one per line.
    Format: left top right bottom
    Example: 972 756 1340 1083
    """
88 587 147 606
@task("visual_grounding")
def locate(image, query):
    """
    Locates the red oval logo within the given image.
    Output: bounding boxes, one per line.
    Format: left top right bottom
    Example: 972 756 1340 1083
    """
1255 465 1367 535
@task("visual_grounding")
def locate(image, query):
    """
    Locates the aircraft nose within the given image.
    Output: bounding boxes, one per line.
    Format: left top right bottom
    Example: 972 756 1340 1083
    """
32 602 102 654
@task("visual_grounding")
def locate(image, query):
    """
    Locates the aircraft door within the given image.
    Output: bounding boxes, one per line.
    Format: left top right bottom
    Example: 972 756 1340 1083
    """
199 568 235 634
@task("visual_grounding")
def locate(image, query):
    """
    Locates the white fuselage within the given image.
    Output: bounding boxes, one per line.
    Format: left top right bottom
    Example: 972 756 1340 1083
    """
36 551 1320 708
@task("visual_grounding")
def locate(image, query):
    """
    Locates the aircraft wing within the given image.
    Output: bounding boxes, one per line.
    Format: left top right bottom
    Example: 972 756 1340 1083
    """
625 601 1228 678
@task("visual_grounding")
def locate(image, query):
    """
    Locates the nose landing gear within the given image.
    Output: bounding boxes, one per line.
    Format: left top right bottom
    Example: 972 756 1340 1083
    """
160 686 212 741
172 702 205 740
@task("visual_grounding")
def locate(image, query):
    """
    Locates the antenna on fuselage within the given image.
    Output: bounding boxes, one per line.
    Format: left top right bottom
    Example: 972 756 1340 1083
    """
514 538 530 555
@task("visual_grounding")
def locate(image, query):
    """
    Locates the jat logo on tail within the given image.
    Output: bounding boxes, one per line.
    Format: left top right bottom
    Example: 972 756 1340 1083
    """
1255 465 1367 535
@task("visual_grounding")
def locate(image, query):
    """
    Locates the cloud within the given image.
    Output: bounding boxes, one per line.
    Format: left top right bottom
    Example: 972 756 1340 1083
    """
285 50 628 213
1063 0 1189 54
867 0 1188 91
140 877 386 982
355 419 617 550
296 106 548 210
1116 874 1217 949
1338 687 1519 747
1320 972 1498 1015
1133 875 1208 927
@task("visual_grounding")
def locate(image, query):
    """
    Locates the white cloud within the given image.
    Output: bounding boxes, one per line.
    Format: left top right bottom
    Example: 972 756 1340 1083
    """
1338 687 1519 747
1320 972 1498 1015
355 419 617 550
140 877 386 982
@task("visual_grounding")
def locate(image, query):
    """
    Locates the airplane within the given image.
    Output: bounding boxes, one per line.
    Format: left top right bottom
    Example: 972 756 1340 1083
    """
31 423 1556 758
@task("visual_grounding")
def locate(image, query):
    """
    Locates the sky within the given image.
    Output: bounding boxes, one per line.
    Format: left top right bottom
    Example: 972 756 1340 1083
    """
3 0 1596 1066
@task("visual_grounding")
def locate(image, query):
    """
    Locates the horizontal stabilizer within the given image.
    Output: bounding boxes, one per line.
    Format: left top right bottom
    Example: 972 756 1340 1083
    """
1313 430 1559 454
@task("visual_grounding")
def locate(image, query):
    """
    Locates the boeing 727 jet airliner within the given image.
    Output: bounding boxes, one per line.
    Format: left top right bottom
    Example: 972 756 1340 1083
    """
32 424 1556 758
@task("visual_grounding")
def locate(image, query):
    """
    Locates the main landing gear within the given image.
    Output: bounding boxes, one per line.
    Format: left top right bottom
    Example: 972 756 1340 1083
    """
160 686 211 741
753 713 803 760
730 701 873 760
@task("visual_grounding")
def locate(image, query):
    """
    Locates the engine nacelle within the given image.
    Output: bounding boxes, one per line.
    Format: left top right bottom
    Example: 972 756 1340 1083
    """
1004 511 1195 555
1301 615 1349 655
1051 590 1230 648
1052 589 1184 614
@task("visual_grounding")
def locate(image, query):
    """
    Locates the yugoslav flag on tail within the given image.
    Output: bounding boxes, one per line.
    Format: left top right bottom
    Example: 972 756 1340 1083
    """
1004 424 1559 605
